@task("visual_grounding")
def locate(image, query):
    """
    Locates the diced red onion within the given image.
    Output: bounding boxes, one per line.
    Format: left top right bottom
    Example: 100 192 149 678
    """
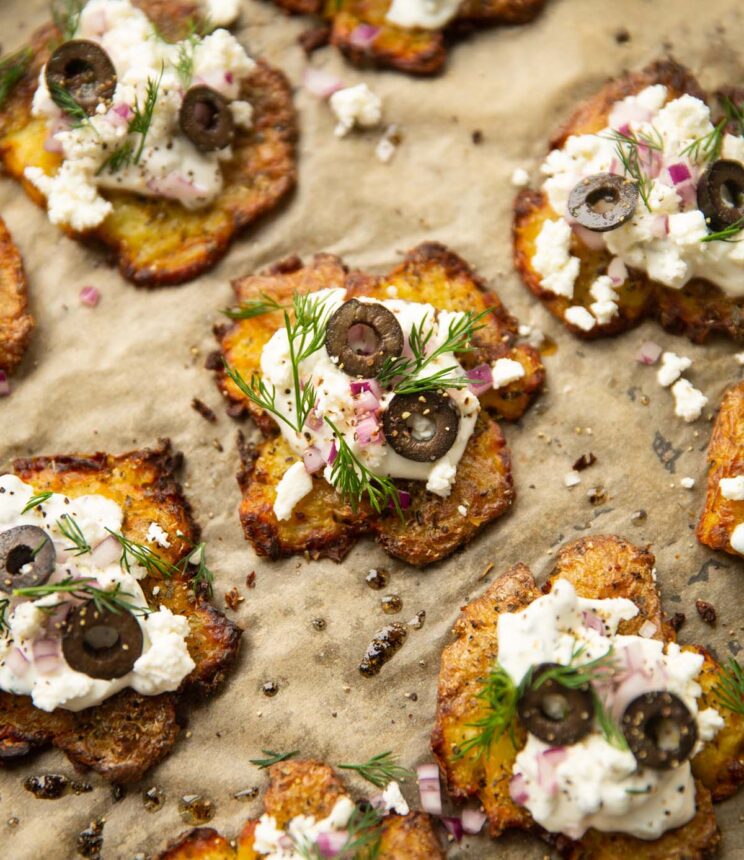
354 388 380 414
315 831 348 857
461 807 487 834
302 446 325 474
305 407 324 431
91 535 120 568
147 173 208 204
350 379 383 399
303 67 345 99
327 440 338 465
636 340 662 365
33 638 59 659
508 773 529 806
396 490 411 510
536 750 561 795
441 817 463 842
542 746 568 765
607 256 628 286
348 23 380 49
638 619 657 638
675 179 697 209
581 609 606 635
417 763 442 816
466 364 493 396
0 371 10 397
225 71 234 85
572 223 606 251
79 285 101 307
355 415 381 446
667 162 691 184
6 647 29 676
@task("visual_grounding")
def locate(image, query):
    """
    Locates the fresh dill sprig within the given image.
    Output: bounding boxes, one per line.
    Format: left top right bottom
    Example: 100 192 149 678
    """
57 513 91 556
532 644 617 691
174 36 197 87
681 118 727 163
51 0 85 40
593 690 629 751
700 217 744 244
325 418 403 518
0 47 32 109
105 529 180 579
186 542 214 598
392 366 470 396
223 292 287 320
13 576 149 617
715 658 744 715
337 751 413 788
603 127 664 212
49 82 89 128
249 749 299 769
97 140 134 175
0 598 9 635
21 491 54 514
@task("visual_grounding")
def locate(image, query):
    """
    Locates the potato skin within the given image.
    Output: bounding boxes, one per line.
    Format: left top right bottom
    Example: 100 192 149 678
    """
513 59 744 344
432 535 744 856
0 442 241 782
0 3 297 287
219 243 543 566
697 381 744 557
157 759 444 859
0 216 33 374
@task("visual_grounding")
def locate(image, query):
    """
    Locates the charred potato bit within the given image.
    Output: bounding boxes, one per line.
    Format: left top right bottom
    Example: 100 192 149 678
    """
432 535 744 855
513 59 744 342
217 243 544 566
0 442 241 782
62 602 144 680
0 525 55 592
0 2 297 286
621 691 698 770
382 391 460 462
517 662 595 745
45 40 117 115
697 159 744 233
567 173 638 232
156 759 444 859
325 299 403 377
0 216 33 374
180 85 235 152
697 380 744 557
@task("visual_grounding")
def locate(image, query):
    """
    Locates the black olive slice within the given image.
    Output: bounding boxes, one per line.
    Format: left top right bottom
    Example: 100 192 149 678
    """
46 40 117 116
179 85 235 152
697 159 744 232
0 526 55 593
62 601 143 680
568 173 639 232
325 299 404 378
621 691 697 770
517 662 595 745
382 391 459 462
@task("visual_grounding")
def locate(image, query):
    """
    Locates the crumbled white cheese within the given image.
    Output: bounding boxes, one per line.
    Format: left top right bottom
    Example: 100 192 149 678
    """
330 84 382 137
564 471 581 488
382 781 409 815
146 522 171 549
680 477 695 489
565 306 596 332
511 167 530 187
657 352 692 387
376 124 400 164
720 476 744 500
132 608 196 694
730 523 744 554
671 378 707 422
230 99 254 130
254 797 356 857
588 275 619 325
491 358 525 389
532 219 580 299
203 0 241 26
385 0 461 29
9 603 45 641
457 504 468 517
273 461 314 521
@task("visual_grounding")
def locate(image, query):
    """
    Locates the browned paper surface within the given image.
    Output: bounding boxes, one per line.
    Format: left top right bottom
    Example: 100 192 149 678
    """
1 0 743 856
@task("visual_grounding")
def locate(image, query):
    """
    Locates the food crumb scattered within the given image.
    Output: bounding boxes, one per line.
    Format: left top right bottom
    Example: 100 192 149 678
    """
573 453 596 471
680 477 695 489
564 470 581 488
511 167 529 187
191 398 217 422
225 587 243 610
695 600 717 626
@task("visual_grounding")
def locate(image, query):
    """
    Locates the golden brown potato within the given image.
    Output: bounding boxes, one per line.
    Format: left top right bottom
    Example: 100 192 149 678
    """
0 215 33 374
274 0 545 75
432 535 744 857
216 243 544 566
697 381 744 557
157 759 444 859
0 442 242 782
0 2 296 287
513 59 744 344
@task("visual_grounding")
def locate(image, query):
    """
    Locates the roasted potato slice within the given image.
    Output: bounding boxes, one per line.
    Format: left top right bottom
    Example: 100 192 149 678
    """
217 243 542 565
513 59 744 344
0 215 33 374
157 759 444 859
0 441 241 782
432 535 744 856
0 1 297 287
697 380 744 558
274 0 545 75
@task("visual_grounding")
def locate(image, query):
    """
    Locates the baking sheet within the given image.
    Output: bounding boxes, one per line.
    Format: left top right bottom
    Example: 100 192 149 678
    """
1 0 743 856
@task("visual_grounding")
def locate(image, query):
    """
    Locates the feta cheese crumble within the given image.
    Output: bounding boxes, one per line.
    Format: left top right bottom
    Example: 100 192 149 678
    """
671 378 707 422
564 305 596 332
680 477 695 489
274 461 314 521
491 358 525 389
730 523 744 554
385 0 461 30
657 352 692 387
330 84 382 137
511 167 530 187
26 0 256 232
146 522 171 548
720 476 744 500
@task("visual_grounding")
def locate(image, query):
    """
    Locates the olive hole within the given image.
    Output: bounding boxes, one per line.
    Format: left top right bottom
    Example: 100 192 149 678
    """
406 413 437 442
64 58 93 80
83 624 121 657
6 544 34 575
193 100 219 131
540 692 570 722
586 186 620 214
648 715 682 752
347 323 380 356
720 180 744 210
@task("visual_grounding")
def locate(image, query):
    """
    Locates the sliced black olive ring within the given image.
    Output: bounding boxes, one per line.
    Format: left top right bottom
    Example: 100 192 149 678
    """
179 85 235 152
517 662 595 745
0 526 55 593
697 159 744 232
46 40 117 116
325 299 404 378
382 391 460 463
62 601 143 680
568 172 639 232
621 691 697 770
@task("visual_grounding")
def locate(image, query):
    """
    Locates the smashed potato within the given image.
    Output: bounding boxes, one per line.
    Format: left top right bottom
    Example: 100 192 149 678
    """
0 215 33 374
215 242 544 566
157 759 444 859
432 535 744 856
697 380 744 558
0 442 241 782
513 59 744 344
0 1 296 287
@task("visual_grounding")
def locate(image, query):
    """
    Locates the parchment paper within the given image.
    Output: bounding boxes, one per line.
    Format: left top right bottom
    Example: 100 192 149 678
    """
1 0 743 856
